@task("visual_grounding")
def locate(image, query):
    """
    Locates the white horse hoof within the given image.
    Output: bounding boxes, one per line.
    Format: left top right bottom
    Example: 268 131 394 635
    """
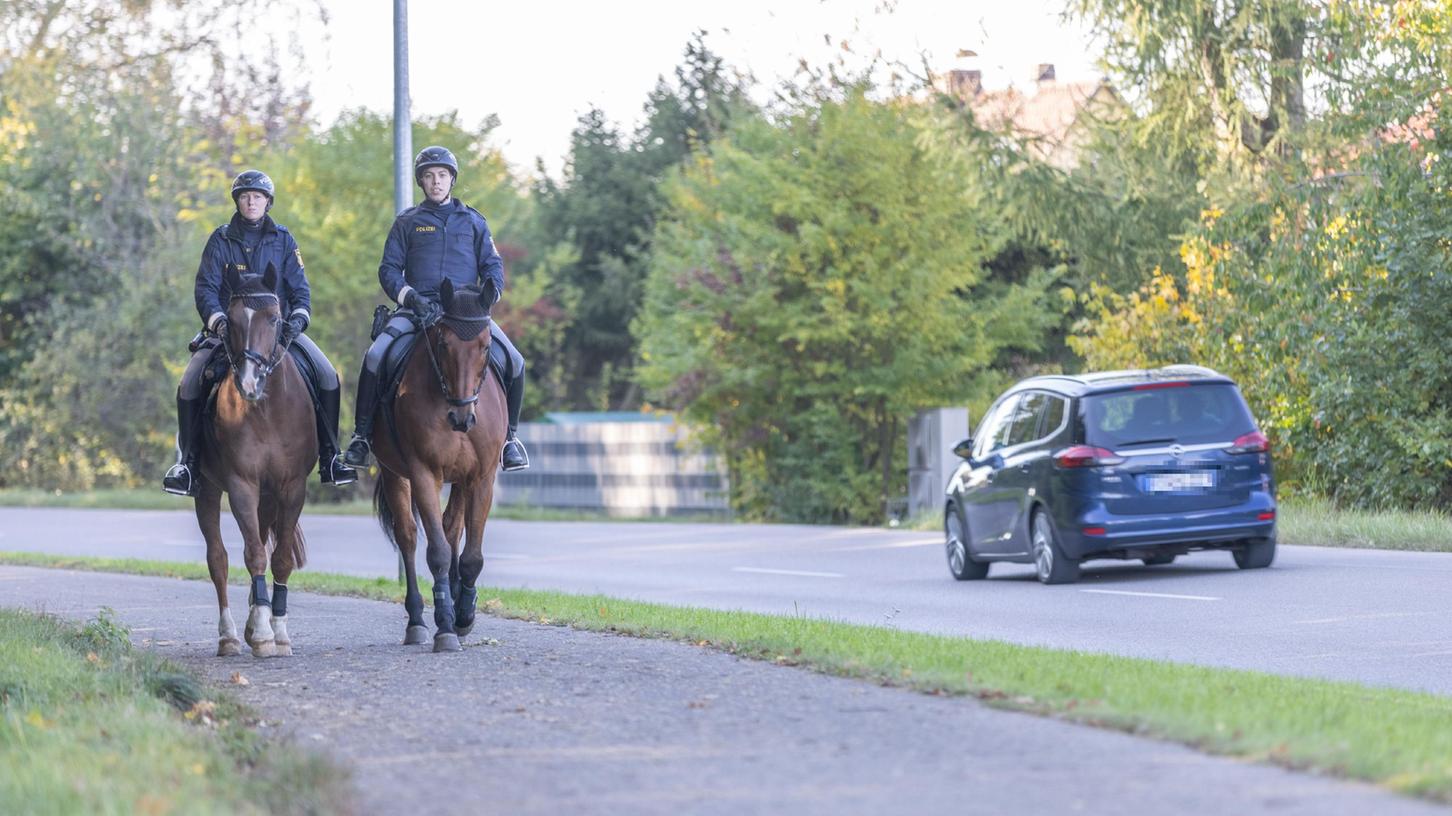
433 633 461 653
273 642 293 657
404 625 430 645
251 640 277 658
217 638 243 657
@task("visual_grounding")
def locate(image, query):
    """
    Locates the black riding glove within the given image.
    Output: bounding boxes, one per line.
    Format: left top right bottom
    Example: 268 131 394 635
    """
280 313 307 348
406 290 443 326
211 316 229 337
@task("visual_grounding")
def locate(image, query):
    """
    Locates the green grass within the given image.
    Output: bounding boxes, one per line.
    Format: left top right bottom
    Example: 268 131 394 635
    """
0 605 350 816
0 488 728 523
3 551 1451 803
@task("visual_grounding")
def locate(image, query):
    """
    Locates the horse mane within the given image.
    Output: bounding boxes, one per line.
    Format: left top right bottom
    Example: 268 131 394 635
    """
439 283 491 340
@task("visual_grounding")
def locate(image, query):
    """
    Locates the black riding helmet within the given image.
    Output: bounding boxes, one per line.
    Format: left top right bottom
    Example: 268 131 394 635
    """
414 146 459 187
231 170 275 209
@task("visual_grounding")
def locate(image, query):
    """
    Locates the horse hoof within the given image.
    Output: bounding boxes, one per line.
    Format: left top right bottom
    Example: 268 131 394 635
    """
251 640 277 658
217 638 243 657
433 633 461 653
273 642 293 657
456 621 474 638
404 625 430 645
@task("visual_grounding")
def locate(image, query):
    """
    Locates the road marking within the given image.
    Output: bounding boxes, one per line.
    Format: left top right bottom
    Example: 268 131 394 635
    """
1080 589 1220 601
834 538 941 552
1413 650 1452 658
731 567 844 579
483 553 529 561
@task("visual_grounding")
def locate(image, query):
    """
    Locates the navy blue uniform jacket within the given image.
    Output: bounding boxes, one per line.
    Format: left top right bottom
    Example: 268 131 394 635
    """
378 198 504 306
194 214 311 331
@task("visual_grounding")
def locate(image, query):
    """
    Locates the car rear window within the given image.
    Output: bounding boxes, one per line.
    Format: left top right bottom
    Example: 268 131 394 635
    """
1078 384 1257 448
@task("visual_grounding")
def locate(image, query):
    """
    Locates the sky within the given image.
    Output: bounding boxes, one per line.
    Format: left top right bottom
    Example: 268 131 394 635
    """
297 1 1102 178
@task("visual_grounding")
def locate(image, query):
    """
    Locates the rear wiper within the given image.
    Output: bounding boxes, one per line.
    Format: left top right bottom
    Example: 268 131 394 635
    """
1116 437 1176 447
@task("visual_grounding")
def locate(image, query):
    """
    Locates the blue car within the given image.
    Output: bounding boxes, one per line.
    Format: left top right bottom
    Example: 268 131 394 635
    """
944 365 1276 584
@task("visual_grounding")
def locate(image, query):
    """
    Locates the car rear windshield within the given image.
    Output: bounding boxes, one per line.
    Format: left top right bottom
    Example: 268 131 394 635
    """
1077 384 1257 448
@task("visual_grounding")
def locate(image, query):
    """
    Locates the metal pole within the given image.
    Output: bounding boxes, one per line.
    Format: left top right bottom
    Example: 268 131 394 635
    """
393 0 412 216
393 0 411 585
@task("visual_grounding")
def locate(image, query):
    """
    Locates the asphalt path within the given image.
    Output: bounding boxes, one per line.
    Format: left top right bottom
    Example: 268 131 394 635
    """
2 566 1444 816
2 506 1450 695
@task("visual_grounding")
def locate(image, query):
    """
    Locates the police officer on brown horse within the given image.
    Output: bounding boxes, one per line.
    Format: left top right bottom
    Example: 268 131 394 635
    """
163 170 357 495
341 146 529 471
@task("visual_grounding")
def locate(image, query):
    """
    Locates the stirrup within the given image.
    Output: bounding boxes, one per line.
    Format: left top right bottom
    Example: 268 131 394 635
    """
501 438 529 472
162 463 197 497
341 436 372 467
323 455 358 486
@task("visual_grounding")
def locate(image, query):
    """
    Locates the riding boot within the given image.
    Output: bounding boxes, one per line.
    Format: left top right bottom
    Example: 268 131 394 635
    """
314 386 357 485
162 395 205 496
500 366 529 472
342 366 380 467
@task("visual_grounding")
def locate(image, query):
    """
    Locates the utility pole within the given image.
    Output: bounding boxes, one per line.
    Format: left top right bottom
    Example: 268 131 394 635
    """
393 0 412 215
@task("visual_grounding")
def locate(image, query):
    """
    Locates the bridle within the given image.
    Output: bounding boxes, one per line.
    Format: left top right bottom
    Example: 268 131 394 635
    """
221 293 288 389
421 317 490 408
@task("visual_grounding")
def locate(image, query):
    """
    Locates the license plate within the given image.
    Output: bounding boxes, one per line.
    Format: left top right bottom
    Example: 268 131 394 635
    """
1143 471 1216 492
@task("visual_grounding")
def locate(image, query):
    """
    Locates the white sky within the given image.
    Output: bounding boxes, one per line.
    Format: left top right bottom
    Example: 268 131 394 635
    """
299 1 1102 178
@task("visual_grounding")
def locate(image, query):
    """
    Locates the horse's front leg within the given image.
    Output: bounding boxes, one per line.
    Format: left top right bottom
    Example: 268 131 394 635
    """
410 469 460 653
454 479 491 638
196 480 241 657
230 485 276 657
267 485 306 657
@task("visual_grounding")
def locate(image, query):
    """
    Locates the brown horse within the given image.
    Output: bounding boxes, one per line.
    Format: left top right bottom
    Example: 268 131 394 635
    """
194 264 314 657
372 279 507 653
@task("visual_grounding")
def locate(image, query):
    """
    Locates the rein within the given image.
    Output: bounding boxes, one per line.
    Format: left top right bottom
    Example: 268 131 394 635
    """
421 318 489 408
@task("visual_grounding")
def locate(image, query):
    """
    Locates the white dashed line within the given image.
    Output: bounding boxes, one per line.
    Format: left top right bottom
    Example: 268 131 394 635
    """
732 567 844 579
1080 589 1220 601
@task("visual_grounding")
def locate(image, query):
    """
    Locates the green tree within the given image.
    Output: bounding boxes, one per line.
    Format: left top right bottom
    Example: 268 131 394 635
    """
637 90 1057 523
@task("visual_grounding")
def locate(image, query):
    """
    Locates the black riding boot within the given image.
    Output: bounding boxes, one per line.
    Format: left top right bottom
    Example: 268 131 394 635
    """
342 367 380 467
315 386 357 485
162 395 205 496
500 366 529 472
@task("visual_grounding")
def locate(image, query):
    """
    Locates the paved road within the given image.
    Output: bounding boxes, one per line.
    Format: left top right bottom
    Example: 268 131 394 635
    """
3 507 1450 695
2 566 1444 816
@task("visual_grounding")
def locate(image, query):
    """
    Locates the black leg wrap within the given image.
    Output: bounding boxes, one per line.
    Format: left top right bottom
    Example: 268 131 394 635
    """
456 585 478 628
271 583 288 617
432 583 455 632
250 575 270 609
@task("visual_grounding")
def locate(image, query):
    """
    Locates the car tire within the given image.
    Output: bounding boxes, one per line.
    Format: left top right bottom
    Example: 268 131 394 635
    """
945 505 989 581
1142 553 1176 566
1032 508 1079 585
1234 536 1276 569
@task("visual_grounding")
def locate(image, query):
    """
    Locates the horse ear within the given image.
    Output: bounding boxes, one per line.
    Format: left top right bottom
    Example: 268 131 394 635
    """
440 278 455 309
225 263 241 292
262 261 279 293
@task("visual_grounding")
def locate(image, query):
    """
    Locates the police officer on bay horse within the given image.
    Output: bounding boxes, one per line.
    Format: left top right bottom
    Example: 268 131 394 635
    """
341 145 529 472
163 170 357 495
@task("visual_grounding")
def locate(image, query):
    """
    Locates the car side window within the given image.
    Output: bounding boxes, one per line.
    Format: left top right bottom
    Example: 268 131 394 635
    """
1006 392 1049 447
1041 396 1067 440
973 395 1021 460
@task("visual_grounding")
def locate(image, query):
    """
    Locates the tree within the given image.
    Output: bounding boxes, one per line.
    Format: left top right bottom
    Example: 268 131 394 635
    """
637 90 1058 523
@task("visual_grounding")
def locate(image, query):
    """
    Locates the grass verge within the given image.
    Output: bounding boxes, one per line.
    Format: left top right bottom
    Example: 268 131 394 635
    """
2 550 1450 804
0 488 728 523
0 605 350 816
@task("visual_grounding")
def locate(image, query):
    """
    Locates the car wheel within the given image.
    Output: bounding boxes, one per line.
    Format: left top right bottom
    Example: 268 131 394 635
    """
1032 508 1080 585
945 506 989 581
1233 536 1276 569
1142 553 1176 566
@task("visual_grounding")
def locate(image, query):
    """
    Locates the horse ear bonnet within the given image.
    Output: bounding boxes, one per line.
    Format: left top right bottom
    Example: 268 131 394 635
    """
438 282 490 340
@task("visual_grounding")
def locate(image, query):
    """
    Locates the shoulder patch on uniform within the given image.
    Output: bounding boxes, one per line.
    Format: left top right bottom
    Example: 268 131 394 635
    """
294 248 304 266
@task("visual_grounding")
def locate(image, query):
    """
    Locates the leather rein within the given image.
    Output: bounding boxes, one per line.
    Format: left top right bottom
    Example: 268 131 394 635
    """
419 315 490 408
220 293 289 384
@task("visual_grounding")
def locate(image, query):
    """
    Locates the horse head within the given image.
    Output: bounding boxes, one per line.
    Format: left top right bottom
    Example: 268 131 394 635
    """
223 262 285 402
425 278 494 432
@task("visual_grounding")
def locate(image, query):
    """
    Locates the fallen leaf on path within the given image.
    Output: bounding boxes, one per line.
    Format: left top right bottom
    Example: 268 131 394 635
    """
230 672 249 686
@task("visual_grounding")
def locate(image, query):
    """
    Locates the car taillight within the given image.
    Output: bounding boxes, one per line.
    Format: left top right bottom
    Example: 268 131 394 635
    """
1054 445 1125 468
1257 511 1275 521
1227 430 1269 454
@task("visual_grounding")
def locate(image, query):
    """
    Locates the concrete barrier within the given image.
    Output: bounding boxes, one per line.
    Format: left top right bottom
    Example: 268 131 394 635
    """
495 416 729 517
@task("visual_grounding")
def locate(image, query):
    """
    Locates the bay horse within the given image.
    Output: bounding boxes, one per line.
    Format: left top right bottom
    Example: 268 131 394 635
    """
372 278 507 653
195 263 313 657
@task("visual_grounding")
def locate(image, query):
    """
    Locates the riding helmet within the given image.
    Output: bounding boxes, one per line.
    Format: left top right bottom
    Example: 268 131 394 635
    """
414 146 459 184
231 170 275 203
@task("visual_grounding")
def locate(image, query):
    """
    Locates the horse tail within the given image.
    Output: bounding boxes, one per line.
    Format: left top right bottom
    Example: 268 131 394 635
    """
291 523 308 570
374 475 398 553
